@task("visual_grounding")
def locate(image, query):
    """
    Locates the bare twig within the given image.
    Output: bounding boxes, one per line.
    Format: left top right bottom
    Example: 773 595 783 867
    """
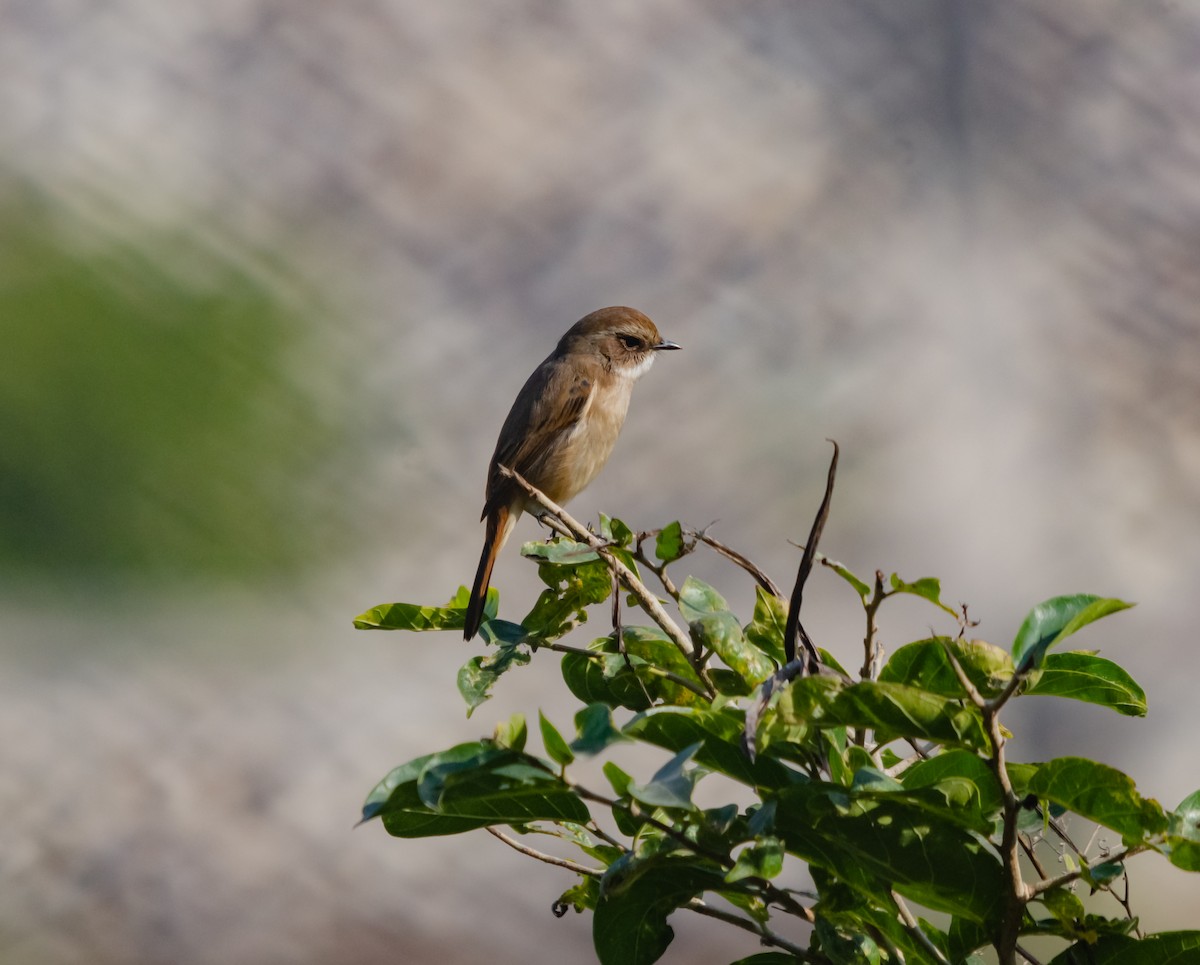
690 528 784 597
941 641 1028 963
496 466 706 682
892 891 951 965
486 827 602 877
1025 845 1139 898
683 899 820 962
783 440 838 670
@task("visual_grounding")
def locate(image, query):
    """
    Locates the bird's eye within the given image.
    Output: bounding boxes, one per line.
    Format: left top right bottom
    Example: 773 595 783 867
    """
618 334 642 350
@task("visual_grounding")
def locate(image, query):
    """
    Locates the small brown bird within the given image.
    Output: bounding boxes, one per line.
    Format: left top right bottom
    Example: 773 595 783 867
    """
463 306 680 640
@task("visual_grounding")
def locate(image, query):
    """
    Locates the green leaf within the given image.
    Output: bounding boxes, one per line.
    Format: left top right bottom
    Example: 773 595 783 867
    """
1027 757 1169 842
725 837 784 883
1011 595 1133 670
571 703 627 756
820 555 872 599
556 877 600 913
880 637 1013 699
561 644 654 711
521 555 613 639
900 749 1005 834
1047 930 1200 964
655 521 685 563
353 586 487 631
1167 789 1200 872
594 856 723 965
827 680 989 751
365 743 509 837
493 712 527 752
689 611 774 687
1040 887 1087 930
539 710 575 767
888 574 958 616
600 514 635 548
627 742 704 810
1025 650 1147 717
625 706 803 790
602 761 633 798
420 747 591 825
677 576 729 622
773 783 1004 923
521 536 599 564
561 629 705 710
457 639 531 715
744 586 788 665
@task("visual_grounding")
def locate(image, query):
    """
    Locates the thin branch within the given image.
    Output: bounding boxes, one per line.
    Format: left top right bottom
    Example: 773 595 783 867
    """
683 899 820 962
783 440 838 669
689 528 784 597
486 827 602 877
1025 845 1139 898
496 466 705 681
569 781 815 925
1015 944 1045 965
942 640 1027 962
892 892 951 965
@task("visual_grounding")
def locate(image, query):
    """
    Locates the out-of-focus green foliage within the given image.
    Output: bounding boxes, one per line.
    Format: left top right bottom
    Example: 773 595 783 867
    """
0 190 352 582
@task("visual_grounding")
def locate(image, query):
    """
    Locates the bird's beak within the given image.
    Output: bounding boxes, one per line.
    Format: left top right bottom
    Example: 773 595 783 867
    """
654 339 681 351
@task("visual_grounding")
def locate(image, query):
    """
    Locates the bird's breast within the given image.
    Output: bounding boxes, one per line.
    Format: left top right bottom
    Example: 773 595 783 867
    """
543 373 634 506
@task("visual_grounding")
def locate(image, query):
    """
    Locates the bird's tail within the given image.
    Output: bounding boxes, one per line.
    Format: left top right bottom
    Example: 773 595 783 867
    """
464 503 515 640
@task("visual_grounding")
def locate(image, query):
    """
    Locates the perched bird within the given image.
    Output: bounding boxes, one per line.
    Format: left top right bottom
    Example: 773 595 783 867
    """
463 306 680 640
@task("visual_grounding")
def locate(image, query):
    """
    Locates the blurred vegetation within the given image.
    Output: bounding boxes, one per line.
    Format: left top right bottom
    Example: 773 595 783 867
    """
0 189 355 584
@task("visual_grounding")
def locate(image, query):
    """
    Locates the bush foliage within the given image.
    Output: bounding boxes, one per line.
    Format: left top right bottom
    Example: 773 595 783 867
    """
354 459 1200 964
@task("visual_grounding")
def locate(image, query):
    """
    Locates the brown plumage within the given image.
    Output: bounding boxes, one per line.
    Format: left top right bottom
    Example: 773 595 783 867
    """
463 306 680 640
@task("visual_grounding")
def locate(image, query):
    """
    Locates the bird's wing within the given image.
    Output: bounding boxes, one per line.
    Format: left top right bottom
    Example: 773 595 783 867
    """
484 356 596 511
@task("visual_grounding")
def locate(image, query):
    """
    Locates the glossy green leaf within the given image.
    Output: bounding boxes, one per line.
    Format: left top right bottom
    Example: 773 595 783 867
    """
677 575 729 622
1167 789 1200 872
1027 757 1168 842
689 611 774 687
773 783 1003 923
420 747 590 825
520 536 599 563
627 742 703 810
561 645 654 711
594 856 723 965
1012 595 1133 670
571 703 627 756
744 586 788 665
521 554 613 638
625 706 802 790
557 877 600 914
365 743 516 837
1025 651 1147 717
900 749 1005 833
888 574 958 616
539 710 575 767
602 760 633 798
880 637 1014 699
1047 930 1200 964
493 712 527 752
725 837 784 883
599 514 635 548
820 555 871 599
457 639 531 715
353 586 485 631
655 521 685 563
827 681 988 750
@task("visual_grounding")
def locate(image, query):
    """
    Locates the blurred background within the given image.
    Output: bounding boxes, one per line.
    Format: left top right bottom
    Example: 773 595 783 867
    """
3 1 1199 962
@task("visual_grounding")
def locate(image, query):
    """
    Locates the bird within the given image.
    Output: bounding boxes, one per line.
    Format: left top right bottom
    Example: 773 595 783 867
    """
463 306 680 640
